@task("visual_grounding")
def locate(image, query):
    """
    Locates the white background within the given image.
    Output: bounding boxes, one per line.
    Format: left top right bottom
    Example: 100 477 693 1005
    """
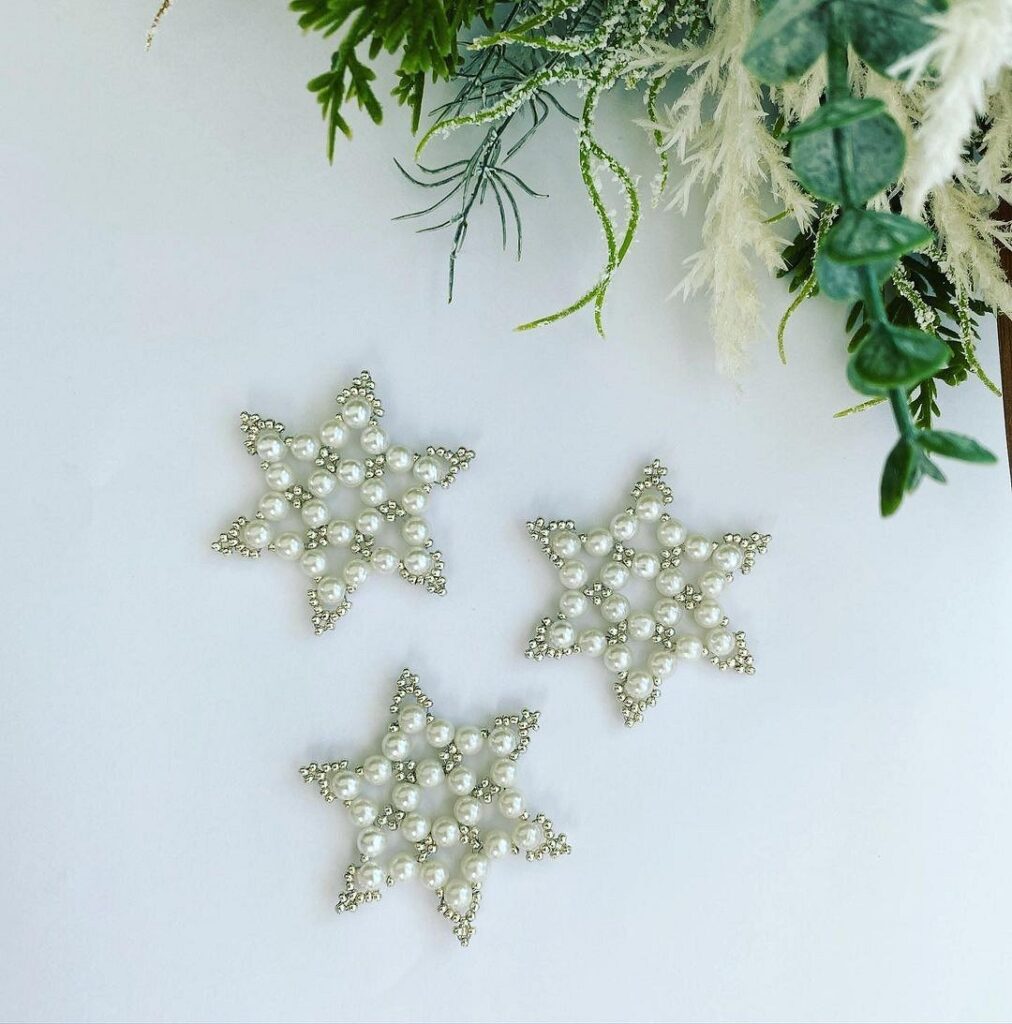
3 3 1011 1022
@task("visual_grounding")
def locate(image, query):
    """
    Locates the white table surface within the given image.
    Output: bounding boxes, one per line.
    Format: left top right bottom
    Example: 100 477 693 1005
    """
3 3 1011 1022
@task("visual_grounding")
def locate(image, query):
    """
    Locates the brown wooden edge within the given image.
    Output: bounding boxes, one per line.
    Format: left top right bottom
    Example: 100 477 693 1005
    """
997 200 1012 484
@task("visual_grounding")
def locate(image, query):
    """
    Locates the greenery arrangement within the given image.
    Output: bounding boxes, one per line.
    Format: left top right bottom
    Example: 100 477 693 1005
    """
151 0 1012 515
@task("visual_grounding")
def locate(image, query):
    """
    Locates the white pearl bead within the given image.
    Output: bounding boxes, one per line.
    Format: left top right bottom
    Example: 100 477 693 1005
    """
490 758 516 787
381 731 410 761
371 546 398 572
550 529 581 559
488 726 516 756
632 552 660 579
307 469 336 498
610 511 638 541
258 492 287 521
454 726 483 756
712 542 743 572
329 769 359 800
548 619 576 651
578 628 607 657
401 516 429 545
242 521 271 550
584 528 613 556
290 434 319 461
404 549 432 576
699 569 727 598
484 831 511 859
684 535 713 561
675 635 704 659
415 759 443 788
707 628 736 657
343 559 369 588
413 455 441 484
391 782 420 812
654 598 682 628
431 816 460 848
497 788 524 819
420 860 449 890
601 593 630 624
341 397 372 428
443 879 473 914
461 852 489 883
398 704 427 734
319 418 347 449
694 600 723 629
655 568 685 597
513 820 543 851
657 518 686 548
385 445 413 472
362 755 391 785
315 576 345 608
558 560 588 589
337 459 365 488
255 431 285 462
401 813 430 842
649 649 678 678
603 644 632 674
600 561 630 589
454 796 482 827
425 718 454 748
635 492 663 521
300 550 327 577
360 424 389 454
624 670 654 700
264 462 294 491
326 519 354 546
274 532 304 561
356 509 382 536
360 479 387 506
389 853 417 883
559 590 588 618
401 487 427 513
301 499 330 529
355 861 384 892
447 765 476 795
356 826 386 858
627 612 656 641
349 797 378 827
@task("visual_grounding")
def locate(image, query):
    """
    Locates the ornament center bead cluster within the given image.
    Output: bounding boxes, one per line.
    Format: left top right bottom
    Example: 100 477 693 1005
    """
213 370 474 634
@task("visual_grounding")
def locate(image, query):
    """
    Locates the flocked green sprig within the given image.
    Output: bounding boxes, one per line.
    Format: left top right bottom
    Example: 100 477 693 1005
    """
744 0 997 515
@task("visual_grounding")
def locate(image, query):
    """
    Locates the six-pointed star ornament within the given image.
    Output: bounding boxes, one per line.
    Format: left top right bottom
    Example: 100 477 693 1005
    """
213 370 474 634
526 460 771 726
300 669 570 946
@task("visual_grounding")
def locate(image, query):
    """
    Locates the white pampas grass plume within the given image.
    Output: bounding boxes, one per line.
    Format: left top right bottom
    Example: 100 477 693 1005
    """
892 0 1012 215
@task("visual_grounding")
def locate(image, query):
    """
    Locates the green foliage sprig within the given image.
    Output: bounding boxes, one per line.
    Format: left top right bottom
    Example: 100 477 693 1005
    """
290 0 496 157
744 0 997 515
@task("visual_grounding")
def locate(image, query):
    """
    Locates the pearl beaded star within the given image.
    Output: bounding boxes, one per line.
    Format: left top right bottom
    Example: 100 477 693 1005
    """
300 669 570 946
526 460 771 726
213 371 475 634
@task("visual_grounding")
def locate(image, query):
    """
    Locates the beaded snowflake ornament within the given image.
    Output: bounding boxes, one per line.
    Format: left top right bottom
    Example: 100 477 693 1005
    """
213 371 474 634
526 460 771 726
300 669 570 946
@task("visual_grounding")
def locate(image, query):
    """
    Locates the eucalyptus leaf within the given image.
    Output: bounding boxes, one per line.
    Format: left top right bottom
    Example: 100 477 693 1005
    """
918 430 998 463
844 0 947 76
785 97 886 139
791 112 904 204
880 438 917 516
848 323 950 393
815 249 892 300
742 0 829 84
825 210 932 265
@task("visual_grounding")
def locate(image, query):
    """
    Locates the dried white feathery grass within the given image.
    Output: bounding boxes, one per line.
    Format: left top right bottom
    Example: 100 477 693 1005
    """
892 0 1012 215
641 0 814 377
978 69 1012 197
